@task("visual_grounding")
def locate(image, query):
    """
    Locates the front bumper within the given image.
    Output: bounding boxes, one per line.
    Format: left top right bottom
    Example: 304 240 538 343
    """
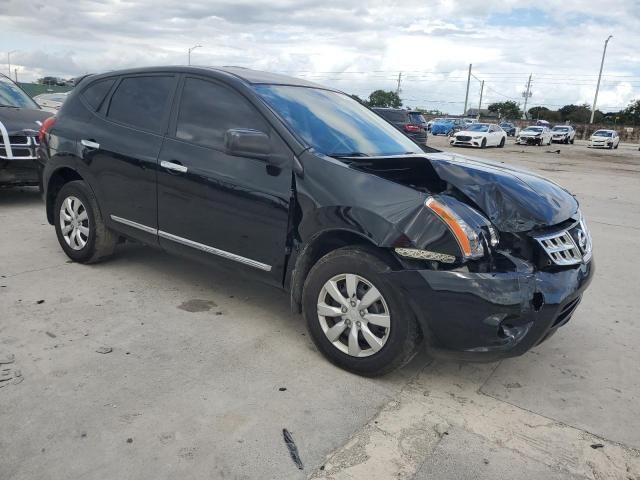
589 141 612 148
0 159 40 187
516 136 541 145
386 259 594 361
450 137 482 147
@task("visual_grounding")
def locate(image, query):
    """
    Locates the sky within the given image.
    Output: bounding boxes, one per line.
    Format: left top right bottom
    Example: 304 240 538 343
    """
1 0 639 115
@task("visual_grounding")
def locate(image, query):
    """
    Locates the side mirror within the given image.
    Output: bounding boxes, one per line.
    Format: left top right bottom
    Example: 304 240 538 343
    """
224 128 272 160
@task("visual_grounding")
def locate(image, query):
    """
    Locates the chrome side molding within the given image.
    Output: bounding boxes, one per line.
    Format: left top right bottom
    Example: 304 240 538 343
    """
109 215 271 271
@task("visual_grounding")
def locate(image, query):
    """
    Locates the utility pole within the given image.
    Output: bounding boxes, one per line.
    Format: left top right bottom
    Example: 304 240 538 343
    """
522 74 533 119
477 80 485 120
14 68 18 83
463 64 472 116
395 72 402 95
187 45 202 65
591 35 613 124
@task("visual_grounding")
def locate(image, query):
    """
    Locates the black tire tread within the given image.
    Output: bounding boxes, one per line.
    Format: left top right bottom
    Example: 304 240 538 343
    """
54 180 117 264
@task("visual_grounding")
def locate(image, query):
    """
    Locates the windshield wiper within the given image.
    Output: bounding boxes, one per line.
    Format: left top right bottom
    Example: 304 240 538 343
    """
327 152 370 158
0 104 20 108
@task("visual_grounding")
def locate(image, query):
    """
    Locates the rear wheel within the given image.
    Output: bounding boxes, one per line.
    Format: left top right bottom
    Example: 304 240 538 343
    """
302 247 420 376
54 180 117 264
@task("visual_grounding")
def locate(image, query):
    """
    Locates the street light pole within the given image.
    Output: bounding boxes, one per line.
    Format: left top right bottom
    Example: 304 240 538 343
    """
590 35 613 124
7 50 18 76
187 45 202 66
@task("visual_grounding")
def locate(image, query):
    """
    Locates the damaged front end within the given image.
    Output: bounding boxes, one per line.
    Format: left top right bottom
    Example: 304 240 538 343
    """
342 152 594 360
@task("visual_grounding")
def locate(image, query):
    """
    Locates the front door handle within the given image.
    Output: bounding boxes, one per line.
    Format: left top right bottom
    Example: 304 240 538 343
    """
81 139 100 149
160 160 188 174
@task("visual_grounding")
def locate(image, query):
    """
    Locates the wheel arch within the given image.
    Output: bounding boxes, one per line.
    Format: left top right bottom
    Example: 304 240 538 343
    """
45 167 86 224
287 229 401 314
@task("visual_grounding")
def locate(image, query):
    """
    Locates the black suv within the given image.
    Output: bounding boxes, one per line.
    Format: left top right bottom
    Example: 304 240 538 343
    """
371 107 428 145
0 74 53 188
39 67 593 376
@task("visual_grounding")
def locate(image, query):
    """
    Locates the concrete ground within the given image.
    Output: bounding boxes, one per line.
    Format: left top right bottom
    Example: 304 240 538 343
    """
1 136 639 479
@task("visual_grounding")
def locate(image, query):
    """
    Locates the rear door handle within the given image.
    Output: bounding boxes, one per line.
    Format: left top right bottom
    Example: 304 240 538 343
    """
81 139 100 149
160 160 188 174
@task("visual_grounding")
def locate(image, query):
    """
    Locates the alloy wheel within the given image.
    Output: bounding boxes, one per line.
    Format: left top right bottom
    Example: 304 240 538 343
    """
317 273 391 358
59 196 90 250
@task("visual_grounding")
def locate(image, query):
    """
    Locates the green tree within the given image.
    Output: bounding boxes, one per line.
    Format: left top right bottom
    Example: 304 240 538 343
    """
487 101 521 120
621 99 640 124
528 106 561 122
558 104 603 123
367 90 402 108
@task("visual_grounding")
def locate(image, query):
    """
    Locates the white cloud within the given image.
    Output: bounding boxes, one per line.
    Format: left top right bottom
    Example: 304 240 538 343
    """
1 0 638 114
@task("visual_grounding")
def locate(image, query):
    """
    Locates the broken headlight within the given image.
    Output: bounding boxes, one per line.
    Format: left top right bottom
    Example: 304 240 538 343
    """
424 196 499 260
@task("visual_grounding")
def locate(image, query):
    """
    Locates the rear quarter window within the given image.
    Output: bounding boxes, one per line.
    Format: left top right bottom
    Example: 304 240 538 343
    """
81 78 115 111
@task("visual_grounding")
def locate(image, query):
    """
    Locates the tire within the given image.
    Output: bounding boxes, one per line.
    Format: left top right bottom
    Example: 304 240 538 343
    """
302 246 420 377
547 137 552 146
54 180 117 264
498 137 505 148
564 137 569 145
480 138 487 149
614 143 619 149
570 138 575 144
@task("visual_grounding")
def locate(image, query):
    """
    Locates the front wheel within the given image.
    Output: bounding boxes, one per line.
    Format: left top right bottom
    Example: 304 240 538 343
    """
54 180 117 264
480 138 487 149
498 137 505 148
302 247 420 376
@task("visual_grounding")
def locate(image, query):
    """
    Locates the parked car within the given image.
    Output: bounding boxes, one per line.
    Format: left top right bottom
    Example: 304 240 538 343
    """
588 129 619 149
499 122 517 137
449 123 507 149
427 117 442 132
550 125 575 144
372 108 427 145
516 126 552 146
34 92 70 113
39 66 594 376
431 118 465 136
0 74 53 188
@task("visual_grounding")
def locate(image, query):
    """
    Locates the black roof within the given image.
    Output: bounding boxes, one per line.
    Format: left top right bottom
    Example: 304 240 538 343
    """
83 65 326 89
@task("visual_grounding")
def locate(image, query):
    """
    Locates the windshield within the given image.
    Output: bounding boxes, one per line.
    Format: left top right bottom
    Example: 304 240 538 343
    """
552 127 569 132
523 127 543 133
466 124 489 132
436 119 455 124
593 130 613 137
500 123 513 128
0 77 39 109
254 85 422 156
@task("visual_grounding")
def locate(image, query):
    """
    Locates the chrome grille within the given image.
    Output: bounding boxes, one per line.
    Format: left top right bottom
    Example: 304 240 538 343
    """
534 218 592 266
0 132 39 160
456 135 472 141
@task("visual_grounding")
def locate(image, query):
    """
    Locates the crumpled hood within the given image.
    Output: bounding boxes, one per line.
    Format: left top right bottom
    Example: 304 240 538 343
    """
427 152 578 232
518 130 542 137
0 107 52 134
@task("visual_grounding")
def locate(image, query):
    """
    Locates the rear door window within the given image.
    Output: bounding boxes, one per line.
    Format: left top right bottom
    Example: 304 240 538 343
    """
106 76 175 133
174 77 267 150
379 110 409 123
81 78 115 111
